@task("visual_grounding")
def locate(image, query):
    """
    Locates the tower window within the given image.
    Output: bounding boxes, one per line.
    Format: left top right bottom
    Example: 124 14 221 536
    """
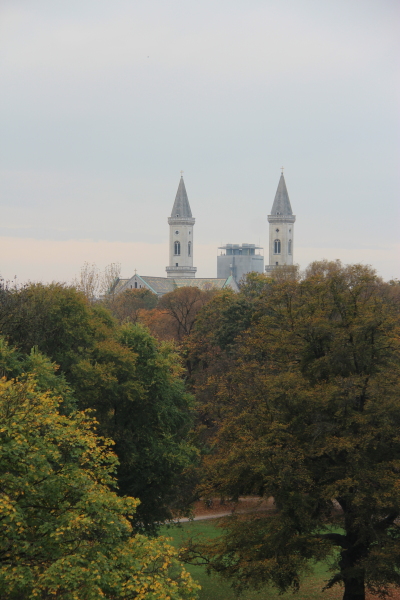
275 228 279 233
174 241 181 255
188 241 191 256
274 239 281 254
176 263 178 267
288 239 292 254
175 230 179 234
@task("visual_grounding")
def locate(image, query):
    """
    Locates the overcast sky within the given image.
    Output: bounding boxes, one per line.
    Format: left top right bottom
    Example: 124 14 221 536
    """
1 0 399 283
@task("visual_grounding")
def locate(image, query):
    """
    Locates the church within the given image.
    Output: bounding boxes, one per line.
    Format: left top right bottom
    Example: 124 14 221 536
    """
114 172 295 297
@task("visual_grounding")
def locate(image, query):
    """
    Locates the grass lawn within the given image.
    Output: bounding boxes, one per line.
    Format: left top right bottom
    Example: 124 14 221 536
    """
161 519 342 600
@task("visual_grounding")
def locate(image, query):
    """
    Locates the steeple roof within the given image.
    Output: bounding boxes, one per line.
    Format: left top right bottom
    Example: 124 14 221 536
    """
270 173 293 216
171 177 192 218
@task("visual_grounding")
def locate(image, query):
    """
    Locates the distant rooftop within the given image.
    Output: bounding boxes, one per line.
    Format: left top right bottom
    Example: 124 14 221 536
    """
114 274 239 296
218 243 263 256
218 243 263 249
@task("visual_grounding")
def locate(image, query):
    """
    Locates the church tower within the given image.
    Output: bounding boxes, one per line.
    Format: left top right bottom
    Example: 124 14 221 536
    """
265 172 296 274
166 176 197 278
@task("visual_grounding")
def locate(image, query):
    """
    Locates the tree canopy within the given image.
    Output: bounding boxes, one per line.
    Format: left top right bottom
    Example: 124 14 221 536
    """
0 348 199 600
139 287 216 344
188 261 400 600
107 288 158 324
0 283 196 532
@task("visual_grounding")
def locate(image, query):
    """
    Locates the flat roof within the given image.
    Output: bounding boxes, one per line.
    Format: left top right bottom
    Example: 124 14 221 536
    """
218 243 263 250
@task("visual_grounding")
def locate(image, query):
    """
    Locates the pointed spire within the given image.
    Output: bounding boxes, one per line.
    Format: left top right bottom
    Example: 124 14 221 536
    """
171 176 192 218
270 173 293 216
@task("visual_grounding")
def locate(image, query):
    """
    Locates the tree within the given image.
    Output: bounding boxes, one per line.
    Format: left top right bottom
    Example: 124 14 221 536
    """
107 288 158 324
101 261 121 297
0 282 95 376
0 368 199 600
157 287 216 342
139 307 180 343
72 262 121 302
72 261 101 302
186 285 261 425
71 323 197 532
0 284 197 532
188 261 400 600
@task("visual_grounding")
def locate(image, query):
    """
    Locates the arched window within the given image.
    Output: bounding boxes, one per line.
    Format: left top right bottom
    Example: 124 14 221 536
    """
188 241 191 256
174 241 181 255
274 239 281 254
288 239 292 254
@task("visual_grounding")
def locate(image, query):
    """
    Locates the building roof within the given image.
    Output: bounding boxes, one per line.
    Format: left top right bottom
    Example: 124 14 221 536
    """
270 173 293 216
170 177 193 218
173 277 237 291
116 274 239 296
112 278 130 293
138 276 176 295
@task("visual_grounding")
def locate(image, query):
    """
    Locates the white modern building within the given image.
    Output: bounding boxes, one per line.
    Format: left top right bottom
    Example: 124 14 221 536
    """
217 244 264 283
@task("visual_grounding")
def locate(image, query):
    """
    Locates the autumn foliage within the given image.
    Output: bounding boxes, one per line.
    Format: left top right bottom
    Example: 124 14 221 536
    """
0 283 196 532
1 263 399 600
0 356 199 599
188 262 400 600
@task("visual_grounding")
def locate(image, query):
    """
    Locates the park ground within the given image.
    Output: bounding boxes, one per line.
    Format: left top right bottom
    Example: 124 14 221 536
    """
163 499 400 600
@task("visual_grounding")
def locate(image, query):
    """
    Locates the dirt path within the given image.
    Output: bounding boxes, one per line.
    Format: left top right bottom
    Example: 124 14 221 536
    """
173 496 275 522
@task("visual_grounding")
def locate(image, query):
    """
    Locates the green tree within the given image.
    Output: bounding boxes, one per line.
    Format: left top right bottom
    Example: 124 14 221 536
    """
0 371 199 600
0 337 76 414
0 283 95 376
188 261 400 600
72 323 197 532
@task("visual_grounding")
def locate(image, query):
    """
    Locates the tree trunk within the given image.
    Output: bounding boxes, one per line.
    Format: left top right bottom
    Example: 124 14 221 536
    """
338 499 367 600
340 546 366 600
342 575 365 600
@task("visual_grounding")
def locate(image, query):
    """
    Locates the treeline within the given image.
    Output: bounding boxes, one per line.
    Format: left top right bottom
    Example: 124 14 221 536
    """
1 261 400 600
